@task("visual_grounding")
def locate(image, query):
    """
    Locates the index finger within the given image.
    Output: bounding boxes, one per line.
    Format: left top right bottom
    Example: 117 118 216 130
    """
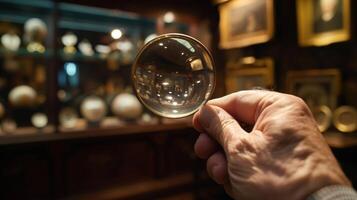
207 90 279 125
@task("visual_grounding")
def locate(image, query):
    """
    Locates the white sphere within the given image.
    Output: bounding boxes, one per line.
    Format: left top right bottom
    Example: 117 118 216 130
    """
111 93 143 120
31 113 48 128
24 18 47 38
78 39 94 56
80 96 107 122
1 33 21 51
1 119 17 133
61 32 78 46
59 107 78 128
8 85 37 107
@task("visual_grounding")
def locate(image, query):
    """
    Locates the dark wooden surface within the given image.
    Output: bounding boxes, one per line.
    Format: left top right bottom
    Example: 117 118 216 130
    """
0 122 192 145
0 126 231 199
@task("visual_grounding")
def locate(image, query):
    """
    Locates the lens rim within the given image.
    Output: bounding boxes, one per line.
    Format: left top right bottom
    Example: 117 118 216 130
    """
131 33 216 118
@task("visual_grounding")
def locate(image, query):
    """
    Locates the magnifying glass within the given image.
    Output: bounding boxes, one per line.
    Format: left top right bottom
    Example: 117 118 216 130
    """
132 33 216 118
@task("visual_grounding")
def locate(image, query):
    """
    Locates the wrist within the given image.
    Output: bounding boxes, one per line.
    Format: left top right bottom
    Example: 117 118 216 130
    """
301 161 351 199
285 148 351 200
307 185 357 200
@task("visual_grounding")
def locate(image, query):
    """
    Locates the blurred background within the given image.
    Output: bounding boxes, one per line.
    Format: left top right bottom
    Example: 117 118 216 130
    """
0 0 356 199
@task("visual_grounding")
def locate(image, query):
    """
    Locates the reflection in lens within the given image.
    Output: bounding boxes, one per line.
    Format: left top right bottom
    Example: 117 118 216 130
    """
132 33 215 118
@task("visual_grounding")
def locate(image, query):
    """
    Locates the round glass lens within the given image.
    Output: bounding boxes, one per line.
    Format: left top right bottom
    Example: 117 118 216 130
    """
132 33 215 118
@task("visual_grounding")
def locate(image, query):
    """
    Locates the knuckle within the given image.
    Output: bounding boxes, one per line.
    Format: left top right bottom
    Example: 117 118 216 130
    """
227 138 254 158
229 140 243 155
292 96 311 113
292 96 307 107
283 95 310 111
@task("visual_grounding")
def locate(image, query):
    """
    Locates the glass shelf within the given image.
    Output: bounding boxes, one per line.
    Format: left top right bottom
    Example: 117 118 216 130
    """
60 51 105 62
58 3 156 34
0 48 53 58
0 0 53 24
0 0 53 10
58 2 154 25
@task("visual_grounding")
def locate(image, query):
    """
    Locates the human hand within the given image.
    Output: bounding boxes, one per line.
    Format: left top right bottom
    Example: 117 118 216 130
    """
193 90 350 200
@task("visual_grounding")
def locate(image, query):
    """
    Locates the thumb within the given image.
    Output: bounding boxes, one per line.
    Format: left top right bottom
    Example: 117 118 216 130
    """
197 105 247 153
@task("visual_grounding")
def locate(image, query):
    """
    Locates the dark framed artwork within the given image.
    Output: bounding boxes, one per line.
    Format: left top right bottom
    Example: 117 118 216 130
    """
286 69 341 109
219 0 274 48
297 0 350 46
225 57 274 93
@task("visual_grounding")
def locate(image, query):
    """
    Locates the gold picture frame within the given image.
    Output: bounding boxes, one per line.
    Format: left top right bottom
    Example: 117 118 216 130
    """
219 0 274 49
297 0 350 46
286 69 341 109
225 57 274 93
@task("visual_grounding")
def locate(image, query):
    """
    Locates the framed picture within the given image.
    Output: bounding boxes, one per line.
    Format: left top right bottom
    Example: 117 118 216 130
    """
297 0 350 46
219 0 274 49
225 57 274 93
286 69 341 109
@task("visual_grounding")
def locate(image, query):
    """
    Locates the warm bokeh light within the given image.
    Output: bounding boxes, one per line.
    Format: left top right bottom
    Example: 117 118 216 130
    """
111 29 122 39
163 11 175 23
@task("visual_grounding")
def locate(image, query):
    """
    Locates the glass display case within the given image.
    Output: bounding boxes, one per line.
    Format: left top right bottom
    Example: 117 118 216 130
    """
0 0 54 135
56 3 158 132
0 0 190 138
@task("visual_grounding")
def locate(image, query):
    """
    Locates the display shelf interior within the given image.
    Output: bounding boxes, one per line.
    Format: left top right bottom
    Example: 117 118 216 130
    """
59 51 137 64
60 51 106 62
58 19 149 35
0 0 53 59
0 0 193 145
0 122 193 145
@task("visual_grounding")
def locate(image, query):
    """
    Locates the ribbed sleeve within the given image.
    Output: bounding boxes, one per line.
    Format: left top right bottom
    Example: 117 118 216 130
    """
307 185 357 200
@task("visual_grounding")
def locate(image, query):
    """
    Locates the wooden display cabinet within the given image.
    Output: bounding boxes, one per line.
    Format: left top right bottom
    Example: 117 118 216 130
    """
0 1 223 199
